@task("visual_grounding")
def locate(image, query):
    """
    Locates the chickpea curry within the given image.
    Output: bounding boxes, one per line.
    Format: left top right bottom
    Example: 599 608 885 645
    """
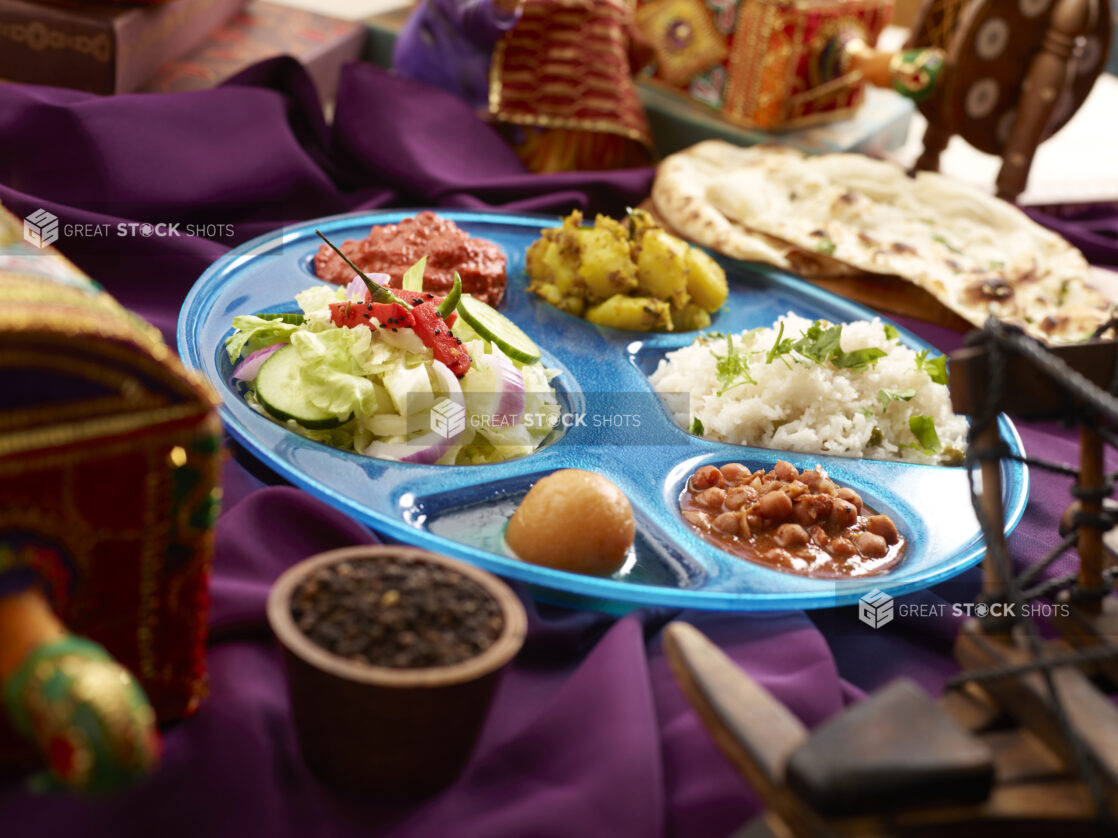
680 461 905 578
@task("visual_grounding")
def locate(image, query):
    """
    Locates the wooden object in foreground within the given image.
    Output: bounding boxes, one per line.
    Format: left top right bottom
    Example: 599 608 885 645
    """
907 0 1111 203
665 324 1118 836
267 545 527 796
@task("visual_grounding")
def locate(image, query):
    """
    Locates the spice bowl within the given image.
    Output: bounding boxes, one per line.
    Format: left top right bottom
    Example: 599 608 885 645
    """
267 545 527 796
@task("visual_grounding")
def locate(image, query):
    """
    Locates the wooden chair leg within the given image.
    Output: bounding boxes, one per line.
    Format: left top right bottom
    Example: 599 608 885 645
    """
915 117 952 173
995 0 1090 202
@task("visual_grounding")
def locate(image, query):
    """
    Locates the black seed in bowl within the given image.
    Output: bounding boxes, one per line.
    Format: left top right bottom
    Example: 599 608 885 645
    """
290 557 505 668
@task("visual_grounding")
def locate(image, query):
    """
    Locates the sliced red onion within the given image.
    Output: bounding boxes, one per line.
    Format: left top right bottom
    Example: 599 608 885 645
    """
477 351 525 423
231 342 285 382
345 272 391 301
363 361 465 465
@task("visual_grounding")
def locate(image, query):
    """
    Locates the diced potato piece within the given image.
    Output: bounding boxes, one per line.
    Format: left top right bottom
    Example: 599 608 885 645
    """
528 235 582 300
636 229 690 308
685 247 729 312
592 213 630 242
531 281 565 308
578 227 637 299
671 303 712 331
585 294 672 331
627 207 657 241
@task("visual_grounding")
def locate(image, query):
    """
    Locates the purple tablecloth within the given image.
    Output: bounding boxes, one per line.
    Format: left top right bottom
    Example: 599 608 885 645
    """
1 60 1114 838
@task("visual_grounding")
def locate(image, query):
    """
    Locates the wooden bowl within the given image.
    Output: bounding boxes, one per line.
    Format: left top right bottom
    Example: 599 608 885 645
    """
267 545 527 796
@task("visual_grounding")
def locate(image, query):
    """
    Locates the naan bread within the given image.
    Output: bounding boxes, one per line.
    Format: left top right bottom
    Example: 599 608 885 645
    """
653 140 1113 344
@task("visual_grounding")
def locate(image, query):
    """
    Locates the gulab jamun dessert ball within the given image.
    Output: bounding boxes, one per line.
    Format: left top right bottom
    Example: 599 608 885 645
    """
506 469 636 576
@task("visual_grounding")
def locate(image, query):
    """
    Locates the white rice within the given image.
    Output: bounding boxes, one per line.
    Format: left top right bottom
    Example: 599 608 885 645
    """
649 313 968 464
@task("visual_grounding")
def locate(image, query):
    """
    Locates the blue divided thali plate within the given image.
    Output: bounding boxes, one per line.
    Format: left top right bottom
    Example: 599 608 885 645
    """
178 209 1028 612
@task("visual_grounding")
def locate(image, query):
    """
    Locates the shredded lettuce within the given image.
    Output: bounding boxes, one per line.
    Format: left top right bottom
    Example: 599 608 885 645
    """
287 328 381 418
225 315 300 363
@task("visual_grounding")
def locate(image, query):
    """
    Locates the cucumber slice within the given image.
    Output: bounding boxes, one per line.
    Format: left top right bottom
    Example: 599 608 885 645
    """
457 295 541 364
254 345 352 430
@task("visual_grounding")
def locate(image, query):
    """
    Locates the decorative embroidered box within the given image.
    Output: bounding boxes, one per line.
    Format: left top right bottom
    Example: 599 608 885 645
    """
0 204 221 721
636 0 893 130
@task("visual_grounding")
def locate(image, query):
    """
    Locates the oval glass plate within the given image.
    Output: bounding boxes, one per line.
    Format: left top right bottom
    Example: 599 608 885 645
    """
178 209 1028 611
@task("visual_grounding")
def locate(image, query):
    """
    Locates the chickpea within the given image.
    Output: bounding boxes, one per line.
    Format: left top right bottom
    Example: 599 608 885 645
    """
720 462 749 483
775 523 809 548
773 460 799 482
682 509 710 528
712 512 740 535
506 469 635 576
757 490 793 520
865 514 899 545
836 487 863 512
800 468 825 490
830 498 858 528
724 486 758 511
810 525 829 547
691 465 724 491
793 501 814 528
854 531 888 558
830 537 855 559
694 487 726 509
745 511 764 532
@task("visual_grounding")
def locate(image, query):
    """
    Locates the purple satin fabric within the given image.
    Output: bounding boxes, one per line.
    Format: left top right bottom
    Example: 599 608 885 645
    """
0 59 1113 837
1026 203 1118 267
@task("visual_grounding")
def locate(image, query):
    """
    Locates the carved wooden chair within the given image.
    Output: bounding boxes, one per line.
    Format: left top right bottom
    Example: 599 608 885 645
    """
905 0 1111 202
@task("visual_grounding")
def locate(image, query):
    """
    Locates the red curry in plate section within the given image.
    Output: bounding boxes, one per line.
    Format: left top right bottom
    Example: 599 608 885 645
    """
680 461 905 579
314 212 508 307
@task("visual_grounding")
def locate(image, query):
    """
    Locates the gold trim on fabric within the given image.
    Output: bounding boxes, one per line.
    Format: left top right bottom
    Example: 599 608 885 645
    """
491 111 651 144
0 508 92 593
0 403 211 461
0 306 163 356
1 332 220 409
0 393 166 436
0 23 111 62
0 265 163 353
0 416 220 710
0 419 214 477
0 351 167 430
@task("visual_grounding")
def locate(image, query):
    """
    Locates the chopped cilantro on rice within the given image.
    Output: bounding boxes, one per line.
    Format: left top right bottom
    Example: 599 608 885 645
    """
649 314 967 465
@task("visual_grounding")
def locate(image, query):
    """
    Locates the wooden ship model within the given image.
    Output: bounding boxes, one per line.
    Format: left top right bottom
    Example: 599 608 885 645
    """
665 320 1118 836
